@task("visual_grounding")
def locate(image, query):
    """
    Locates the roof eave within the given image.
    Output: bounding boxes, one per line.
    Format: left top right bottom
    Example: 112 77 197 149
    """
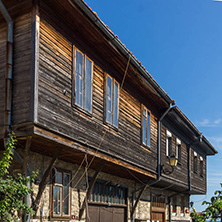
69 0 174 106
172 107 217 155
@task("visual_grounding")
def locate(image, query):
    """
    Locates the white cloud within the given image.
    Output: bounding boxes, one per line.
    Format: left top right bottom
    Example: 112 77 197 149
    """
195 118 222 128
208 136 222 151
214 119 222 124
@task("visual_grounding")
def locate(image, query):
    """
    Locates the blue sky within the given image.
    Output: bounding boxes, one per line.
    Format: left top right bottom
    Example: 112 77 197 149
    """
83 0 222 212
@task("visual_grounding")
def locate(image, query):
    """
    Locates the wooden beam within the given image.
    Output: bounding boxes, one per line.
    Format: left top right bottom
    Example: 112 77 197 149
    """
131 184 148 220
79 162 105 220
32 148 61 214
22 136 32 176
34 125 156 179
30 0 40 123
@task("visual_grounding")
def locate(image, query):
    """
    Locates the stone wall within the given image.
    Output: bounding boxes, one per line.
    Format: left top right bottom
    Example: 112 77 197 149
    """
10 150 191 222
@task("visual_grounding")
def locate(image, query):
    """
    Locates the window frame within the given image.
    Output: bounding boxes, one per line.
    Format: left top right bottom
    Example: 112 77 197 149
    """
89 180 127 206
172 196 177 216
141 105 151 148
176 138 181 164
180 195 186 214
193 151 198 174
166 130 172 157
104 73 119 128
51 168 71 219
200 156 204 177
73 46 93 114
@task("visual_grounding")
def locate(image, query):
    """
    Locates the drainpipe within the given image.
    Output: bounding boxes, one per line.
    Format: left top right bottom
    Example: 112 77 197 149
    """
0 3 31 222
188 145 191 191
0 0 13 138
132 191 135 222
168 197 172 222
157 104 175 180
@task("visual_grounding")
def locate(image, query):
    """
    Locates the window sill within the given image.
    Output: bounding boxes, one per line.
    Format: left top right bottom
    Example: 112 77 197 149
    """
141 144 151 151
50 216 71 221
73 104 92 118
88 201 127 207
104 121 119 132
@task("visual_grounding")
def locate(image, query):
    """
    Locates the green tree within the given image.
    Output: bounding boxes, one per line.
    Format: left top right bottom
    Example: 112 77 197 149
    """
0 133 35 222
191 184 222 222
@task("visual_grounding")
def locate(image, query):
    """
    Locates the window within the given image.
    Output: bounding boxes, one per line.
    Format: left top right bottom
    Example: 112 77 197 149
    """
172 196 177 215
52 169 71 217
176 138 181 163
89 181 127 205
151 194 165 208
105 75 119 127
166 130 172 157
181 196 185 214
142 106 150 147
74 48 93 113
200 156 203 177
194 151 197 173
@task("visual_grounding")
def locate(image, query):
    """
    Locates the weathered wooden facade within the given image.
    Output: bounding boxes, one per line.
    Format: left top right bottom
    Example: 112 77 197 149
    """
0 0 217 222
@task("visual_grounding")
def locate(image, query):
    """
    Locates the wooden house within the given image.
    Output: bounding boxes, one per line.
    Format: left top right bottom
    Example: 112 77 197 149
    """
0 0 217 221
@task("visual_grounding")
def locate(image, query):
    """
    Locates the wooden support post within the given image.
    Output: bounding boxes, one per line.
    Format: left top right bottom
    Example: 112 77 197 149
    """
79 162 105 220
32 149 61 214
131 184 147 220
22 136 32 176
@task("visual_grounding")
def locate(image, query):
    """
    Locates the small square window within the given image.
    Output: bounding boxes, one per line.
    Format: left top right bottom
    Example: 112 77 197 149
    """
200 156 204 177
176 138 181 164
194 152 198 173
166 130 172 157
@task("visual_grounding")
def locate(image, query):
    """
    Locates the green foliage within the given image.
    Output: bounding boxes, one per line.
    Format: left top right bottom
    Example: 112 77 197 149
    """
0 133 16 177
0 133 35 222
202 184 222 222
190 207 207 222
191 184 222 222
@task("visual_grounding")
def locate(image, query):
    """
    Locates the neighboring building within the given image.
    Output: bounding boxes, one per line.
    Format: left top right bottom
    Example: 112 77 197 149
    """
0 0 217 222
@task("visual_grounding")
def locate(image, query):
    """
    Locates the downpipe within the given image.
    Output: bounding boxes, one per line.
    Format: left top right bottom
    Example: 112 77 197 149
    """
157 104 175 180
0 0 13 137
0 2 30 222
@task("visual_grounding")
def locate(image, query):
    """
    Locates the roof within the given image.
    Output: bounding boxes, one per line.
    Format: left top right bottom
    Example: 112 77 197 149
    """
169 107 217 155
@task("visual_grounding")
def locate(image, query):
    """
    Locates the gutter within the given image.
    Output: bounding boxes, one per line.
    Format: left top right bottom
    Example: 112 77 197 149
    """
0 0 13 138
69 0 174 106
172 107 217 155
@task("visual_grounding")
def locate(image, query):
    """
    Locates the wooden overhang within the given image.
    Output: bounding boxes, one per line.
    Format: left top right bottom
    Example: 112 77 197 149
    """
0 0 32 23
3 123 156 182
40 0 174 111
166 107 217 156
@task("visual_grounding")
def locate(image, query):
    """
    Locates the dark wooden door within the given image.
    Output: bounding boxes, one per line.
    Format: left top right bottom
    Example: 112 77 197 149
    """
88 205 100 222
87 205 125 222
151 212 165 222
